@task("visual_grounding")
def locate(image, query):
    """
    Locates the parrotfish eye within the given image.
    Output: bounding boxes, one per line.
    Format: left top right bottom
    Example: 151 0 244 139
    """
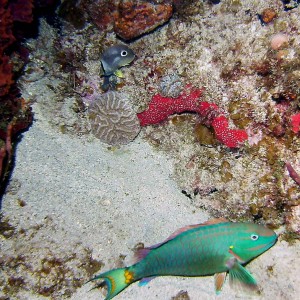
121 50 128 57
251 234 259 241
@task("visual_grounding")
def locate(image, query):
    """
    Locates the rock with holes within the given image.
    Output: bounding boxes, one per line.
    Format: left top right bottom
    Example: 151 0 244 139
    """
87 92 140 145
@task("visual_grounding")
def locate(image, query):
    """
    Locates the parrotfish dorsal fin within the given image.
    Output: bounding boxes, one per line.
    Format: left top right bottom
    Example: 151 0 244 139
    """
161 218 229 245
201 217 229 225
134 218 229 263
134 247 151 263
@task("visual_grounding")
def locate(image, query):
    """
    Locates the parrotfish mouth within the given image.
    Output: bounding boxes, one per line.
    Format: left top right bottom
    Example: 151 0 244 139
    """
248 237 277 252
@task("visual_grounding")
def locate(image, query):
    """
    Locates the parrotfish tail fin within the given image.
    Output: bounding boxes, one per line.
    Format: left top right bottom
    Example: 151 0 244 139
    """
87 267 135 300
228 262 259 294
101 76 110 92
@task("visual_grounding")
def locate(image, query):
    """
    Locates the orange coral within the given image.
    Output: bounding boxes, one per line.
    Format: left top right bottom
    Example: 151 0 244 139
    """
114 1 173 40
261 8 277 24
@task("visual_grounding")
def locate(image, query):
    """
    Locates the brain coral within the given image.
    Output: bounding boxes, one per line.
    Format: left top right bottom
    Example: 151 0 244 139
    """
87 92 140 146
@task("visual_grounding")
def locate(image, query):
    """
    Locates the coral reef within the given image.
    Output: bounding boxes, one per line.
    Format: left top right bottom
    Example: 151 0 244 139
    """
87 92 140 146
3 1 300 296
127 0 300 230
16 0 300 235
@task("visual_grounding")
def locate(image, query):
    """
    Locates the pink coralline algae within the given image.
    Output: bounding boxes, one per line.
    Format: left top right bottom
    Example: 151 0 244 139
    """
137 87 248 148
290 113 300 133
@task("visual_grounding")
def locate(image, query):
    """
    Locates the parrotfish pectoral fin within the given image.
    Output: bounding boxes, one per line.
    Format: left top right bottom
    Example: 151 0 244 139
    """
114 70 124 78
228 262 258 294
87 267 133 300
214 272 227 294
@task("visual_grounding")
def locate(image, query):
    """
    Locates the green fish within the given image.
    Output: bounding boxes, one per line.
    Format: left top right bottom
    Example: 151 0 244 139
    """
88 218 277 299
100 44 135 91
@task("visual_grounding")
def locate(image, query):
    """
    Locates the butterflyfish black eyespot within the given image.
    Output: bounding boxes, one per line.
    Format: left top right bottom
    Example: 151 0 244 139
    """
251 234 259 241
121 50 128 57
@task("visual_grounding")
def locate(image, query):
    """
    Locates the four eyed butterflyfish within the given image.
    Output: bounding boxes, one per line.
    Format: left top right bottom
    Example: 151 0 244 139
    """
100 44 135 91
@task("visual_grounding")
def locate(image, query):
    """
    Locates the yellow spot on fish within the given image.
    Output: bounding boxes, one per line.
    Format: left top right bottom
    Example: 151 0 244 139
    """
229 245 234 249
114 70 124 78
124 270 135 284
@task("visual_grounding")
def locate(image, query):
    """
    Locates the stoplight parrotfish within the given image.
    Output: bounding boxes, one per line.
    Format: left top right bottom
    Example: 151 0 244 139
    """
88 218 277 299
100 44 135 91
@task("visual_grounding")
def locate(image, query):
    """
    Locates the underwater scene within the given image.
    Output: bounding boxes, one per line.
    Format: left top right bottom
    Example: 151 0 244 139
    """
0 0 299 299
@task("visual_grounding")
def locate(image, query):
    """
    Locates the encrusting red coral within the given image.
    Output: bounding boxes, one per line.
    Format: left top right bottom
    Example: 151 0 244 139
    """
290 113 300 133
212 116 248 148
137 86 248 148
137 86 204 126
